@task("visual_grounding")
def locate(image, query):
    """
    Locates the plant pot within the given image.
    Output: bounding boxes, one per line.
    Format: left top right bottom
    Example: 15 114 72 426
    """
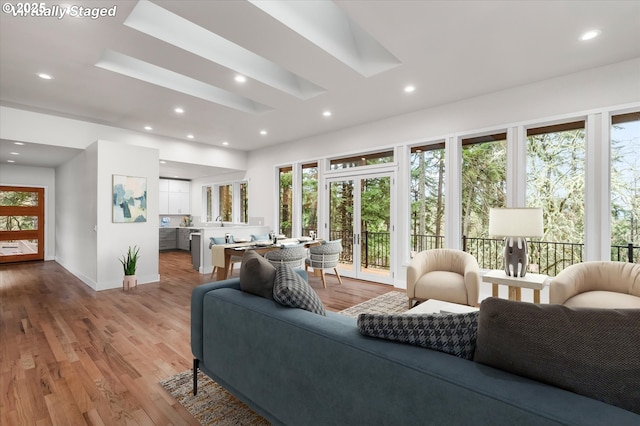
123 275 137 291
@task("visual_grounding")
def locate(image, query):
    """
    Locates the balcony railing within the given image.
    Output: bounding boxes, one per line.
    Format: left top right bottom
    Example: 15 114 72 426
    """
289 228 639 275
461 236 638 276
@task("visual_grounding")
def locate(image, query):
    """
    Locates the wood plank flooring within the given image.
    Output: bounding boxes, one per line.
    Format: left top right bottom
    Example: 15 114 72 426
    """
0 250 398 425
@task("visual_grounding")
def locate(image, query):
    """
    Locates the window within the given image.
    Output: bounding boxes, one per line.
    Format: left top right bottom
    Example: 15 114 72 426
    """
461 133 507 240
218 184 232 222
240 182 248 224
410 143 445 252
279 166 293 237
330 150 394 170
204 181 248 223
611 112 640 262
301 162 318 236
527 121 585 274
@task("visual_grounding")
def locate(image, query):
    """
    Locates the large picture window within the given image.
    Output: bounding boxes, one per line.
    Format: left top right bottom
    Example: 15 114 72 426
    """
610 112 640 262
527 121 585 274
410 143 445 253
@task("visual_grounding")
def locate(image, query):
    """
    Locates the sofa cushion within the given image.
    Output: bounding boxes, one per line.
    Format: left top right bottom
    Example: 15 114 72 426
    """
474 297 640 415
357 311 479 359
273 265 326 315
239 251 276 299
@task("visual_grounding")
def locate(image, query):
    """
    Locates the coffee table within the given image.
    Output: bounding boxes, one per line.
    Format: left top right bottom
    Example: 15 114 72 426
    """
482 270 549 303
407 299 479 314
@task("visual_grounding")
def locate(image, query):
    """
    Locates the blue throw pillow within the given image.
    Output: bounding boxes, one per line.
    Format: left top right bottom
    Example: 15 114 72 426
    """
357 311 479 360
273 265 326 316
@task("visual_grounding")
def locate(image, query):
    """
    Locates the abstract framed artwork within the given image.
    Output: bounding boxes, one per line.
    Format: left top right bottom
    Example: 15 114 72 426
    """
112 175 147 223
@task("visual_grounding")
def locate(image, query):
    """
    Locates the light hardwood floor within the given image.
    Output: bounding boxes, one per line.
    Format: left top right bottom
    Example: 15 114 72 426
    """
0 251 398 425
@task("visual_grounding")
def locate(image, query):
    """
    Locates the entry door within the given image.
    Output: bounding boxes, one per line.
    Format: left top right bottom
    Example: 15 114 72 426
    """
0 186 45 263
327 173 393 284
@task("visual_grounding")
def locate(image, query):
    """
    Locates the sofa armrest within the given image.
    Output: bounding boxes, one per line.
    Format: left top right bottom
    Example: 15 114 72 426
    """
191 278 241 360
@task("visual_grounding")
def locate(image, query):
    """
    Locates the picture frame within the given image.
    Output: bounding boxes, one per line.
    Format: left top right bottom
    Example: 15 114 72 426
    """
112 175 147 223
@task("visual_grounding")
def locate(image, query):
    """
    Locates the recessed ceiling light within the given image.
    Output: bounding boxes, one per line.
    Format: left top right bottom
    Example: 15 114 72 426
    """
13 142 24 145
144 125 153 131
160 160 167 164
222 141 229 146
187 134 194 139
323 110 332 117
37 73 52 80
260 130 268 135
235 74 247 83
173 175 179 178
404 85 416 93
174 107 184 114
10 152 20 155
580 29 601 41
7 160 15 163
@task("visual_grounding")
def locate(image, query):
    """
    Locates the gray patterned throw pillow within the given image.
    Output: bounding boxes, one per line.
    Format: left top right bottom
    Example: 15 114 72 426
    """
357 311 479 359
273 265 326 316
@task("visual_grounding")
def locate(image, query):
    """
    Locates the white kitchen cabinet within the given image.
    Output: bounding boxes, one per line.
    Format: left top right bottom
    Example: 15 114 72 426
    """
159 178 191 214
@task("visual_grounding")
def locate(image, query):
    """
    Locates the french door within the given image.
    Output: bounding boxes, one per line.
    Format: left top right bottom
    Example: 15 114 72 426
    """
0 186 45 263
326 172 394 284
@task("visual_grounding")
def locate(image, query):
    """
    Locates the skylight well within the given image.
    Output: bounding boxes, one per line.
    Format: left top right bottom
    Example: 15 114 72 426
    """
248 0 401 77
124 0 326 100
95 50 273 114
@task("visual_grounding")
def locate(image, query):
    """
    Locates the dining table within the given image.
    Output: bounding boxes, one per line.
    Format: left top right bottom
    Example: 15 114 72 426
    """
213 238 322 280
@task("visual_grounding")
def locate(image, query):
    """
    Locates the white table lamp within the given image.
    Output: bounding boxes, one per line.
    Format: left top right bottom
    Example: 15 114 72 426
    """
489 208 544 277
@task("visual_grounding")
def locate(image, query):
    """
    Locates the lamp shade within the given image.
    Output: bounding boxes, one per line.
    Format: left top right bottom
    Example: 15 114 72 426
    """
489 208 544 238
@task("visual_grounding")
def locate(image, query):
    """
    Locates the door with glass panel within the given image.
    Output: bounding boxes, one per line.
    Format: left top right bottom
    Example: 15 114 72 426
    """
327 173 393 284
0 186 45 263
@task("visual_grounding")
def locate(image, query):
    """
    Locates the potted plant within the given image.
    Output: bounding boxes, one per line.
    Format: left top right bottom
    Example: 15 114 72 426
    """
120 245 140 290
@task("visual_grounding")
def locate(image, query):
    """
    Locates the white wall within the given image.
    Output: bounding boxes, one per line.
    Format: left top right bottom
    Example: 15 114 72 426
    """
55 140 160 290
0 164 56 260
95 140 160 290
56 149 97 286
0 106 248 171
245 58 640 286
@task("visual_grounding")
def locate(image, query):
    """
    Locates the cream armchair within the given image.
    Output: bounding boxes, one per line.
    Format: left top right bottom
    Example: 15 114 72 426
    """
550 261 640 308
407 249 480 309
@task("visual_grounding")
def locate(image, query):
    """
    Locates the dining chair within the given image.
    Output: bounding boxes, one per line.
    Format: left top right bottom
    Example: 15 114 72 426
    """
209 236 242 279
305 239 343 288
264 245 307 269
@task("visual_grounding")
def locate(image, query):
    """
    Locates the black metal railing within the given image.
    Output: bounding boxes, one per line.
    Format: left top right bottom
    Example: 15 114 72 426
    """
461 236 638 276
289 228 639 275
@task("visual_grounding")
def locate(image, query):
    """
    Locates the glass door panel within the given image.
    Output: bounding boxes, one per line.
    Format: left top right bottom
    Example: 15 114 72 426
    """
328 173 393 283
329 179 355 272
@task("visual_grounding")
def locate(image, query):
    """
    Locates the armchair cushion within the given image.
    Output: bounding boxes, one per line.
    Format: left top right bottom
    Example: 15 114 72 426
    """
357 311 479 360
474 297 640 415
239 251 276 299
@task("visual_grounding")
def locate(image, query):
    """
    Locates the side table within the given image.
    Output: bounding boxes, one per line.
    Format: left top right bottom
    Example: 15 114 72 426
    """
482 270 549 303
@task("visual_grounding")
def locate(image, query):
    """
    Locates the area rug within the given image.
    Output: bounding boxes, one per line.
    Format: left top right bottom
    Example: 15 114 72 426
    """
339 290 409 317
160 370 269 425
160 291 408 425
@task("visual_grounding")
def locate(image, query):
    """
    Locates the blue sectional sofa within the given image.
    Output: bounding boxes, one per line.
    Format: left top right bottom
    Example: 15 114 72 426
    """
191 276 640 426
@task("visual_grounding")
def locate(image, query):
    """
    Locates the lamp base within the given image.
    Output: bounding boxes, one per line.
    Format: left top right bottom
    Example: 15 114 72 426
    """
503 237 529 277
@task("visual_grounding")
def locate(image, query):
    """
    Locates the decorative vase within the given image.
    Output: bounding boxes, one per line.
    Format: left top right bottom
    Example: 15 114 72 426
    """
123 275 137 291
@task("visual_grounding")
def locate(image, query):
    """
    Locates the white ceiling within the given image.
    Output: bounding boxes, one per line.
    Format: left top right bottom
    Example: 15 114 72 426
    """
1 0 639 179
